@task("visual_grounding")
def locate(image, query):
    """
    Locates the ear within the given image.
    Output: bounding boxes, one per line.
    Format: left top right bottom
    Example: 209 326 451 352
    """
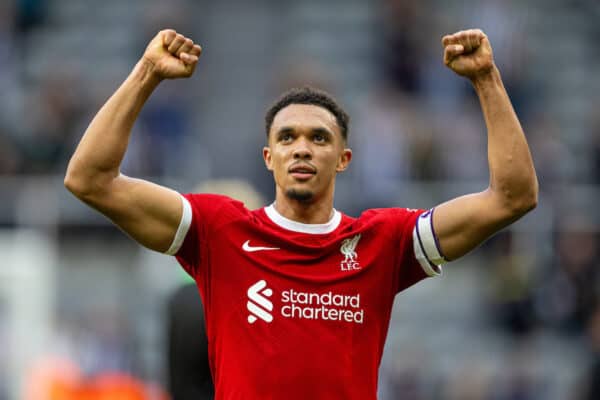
263 146 273 171
336 148 352 172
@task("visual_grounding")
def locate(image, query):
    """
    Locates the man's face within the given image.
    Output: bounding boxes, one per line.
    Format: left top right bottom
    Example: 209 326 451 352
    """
263 104 352 203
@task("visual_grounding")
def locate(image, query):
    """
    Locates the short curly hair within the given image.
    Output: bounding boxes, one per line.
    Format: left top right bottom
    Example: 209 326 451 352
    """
264 86 349 141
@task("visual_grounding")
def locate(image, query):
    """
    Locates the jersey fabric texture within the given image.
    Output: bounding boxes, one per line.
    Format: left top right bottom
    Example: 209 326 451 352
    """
174 194 442 400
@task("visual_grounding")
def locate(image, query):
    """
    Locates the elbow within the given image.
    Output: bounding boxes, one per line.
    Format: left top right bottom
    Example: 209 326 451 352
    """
64 154 117 204
64 164 77 193
491 175 538 221
515 191 538 216
522 176 539 213
505 180 539 219
64 168 88 199
64 163 104 201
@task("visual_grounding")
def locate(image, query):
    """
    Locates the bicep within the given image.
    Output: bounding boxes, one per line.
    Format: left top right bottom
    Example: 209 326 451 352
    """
433 189 518 261
84 174 185 253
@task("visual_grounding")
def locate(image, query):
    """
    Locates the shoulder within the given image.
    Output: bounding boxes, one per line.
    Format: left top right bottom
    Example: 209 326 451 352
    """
351 207 425 239
184 193 246 209
183 193 252 222
357 207 423 223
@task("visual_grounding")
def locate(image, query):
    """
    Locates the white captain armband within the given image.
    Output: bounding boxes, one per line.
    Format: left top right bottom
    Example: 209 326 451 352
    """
412 208 446 276
165 195 193 255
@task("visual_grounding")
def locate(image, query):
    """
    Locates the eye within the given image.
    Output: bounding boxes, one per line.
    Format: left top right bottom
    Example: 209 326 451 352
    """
313 133 325 143
279 133 293 143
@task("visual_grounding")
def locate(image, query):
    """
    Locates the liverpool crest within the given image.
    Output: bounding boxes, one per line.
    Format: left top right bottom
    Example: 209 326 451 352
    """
340 234 361 271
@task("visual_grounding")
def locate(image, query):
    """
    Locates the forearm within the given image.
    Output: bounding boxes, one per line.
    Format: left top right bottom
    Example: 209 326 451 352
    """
473 66 538 213
65 59 161 196
432 29 538 261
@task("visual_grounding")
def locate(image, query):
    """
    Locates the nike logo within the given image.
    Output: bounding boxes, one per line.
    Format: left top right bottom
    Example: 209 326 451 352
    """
242 240 280 252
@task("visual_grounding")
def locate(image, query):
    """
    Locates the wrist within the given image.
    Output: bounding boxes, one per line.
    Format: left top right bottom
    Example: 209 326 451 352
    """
470 64 501 90
134 57 163 91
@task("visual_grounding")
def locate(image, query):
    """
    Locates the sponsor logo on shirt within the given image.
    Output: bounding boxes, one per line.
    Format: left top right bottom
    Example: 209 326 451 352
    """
246 280 364 325
242 240 280 252
340 234 361 271
281 288 364 324
247 280 273 324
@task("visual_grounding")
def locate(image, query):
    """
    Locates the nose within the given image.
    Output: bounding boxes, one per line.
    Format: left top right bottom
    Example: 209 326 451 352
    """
292 138 312 160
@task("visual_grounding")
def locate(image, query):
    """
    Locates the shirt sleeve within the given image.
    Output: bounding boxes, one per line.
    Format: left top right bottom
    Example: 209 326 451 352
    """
167 193 239 279
394 207 445 293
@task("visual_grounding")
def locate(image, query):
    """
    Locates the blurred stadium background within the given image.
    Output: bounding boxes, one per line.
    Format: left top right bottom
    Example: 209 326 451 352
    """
1 0 599 398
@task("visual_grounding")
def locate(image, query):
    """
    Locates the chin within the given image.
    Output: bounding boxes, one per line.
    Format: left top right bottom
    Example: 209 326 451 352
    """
285 188 314 203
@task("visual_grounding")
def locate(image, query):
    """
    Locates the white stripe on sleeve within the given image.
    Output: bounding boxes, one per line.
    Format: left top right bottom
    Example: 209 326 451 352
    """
165 195 193 256
412 208 445 276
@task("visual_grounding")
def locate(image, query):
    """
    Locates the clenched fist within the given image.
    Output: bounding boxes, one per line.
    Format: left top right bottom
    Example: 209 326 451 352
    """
143 29 202 80
442 29 494 80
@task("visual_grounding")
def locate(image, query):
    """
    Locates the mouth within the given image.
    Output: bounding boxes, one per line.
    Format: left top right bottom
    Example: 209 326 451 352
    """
288 163 316 181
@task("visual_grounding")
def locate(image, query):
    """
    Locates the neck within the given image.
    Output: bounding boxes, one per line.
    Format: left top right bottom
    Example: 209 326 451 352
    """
273 192 334 224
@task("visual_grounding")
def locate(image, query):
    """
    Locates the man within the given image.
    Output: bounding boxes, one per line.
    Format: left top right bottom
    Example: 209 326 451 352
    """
65 28 537 399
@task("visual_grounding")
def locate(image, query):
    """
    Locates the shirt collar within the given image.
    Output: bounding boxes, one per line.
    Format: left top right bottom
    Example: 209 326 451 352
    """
264 203 341 234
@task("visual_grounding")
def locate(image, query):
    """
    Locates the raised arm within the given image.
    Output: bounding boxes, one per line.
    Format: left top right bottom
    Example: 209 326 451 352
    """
64 29 202 252
431 29 538 261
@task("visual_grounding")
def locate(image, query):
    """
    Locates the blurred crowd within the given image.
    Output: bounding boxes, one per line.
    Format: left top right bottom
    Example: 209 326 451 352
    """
1 0 599 399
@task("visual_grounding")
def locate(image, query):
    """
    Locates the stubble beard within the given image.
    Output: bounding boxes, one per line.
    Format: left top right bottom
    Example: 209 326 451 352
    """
285 188 314 203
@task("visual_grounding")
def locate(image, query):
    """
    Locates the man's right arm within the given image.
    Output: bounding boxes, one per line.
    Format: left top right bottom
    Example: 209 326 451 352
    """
64 29 202 253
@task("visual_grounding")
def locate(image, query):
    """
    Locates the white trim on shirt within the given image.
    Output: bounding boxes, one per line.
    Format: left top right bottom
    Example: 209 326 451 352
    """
264 203 341 234
165 195 193 255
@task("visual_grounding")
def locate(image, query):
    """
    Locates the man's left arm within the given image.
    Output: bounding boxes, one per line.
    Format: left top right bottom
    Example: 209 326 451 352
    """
431 29 538 261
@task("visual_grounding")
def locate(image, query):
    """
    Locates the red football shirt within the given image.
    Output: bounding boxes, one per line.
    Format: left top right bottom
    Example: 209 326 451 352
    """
174 194 441 400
